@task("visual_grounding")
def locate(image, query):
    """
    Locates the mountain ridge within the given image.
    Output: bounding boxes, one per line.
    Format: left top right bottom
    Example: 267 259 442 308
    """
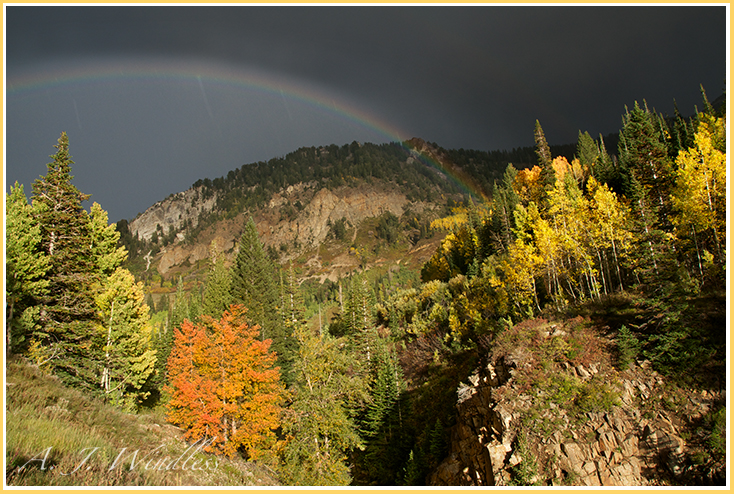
119 138 537 284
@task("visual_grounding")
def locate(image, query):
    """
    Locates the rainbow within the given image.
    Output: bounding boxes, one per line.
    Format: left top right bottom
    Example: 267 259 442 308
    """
7 58 487 201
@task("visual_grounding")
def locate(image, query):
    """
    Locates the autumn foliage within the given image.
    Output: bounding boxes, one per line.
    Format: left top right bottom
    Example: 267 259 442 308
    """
166 305 284 458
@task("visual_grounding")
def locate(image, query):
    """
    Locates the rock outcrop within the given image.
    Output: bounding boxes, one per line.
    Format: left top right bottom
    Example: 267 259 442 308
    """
429 319 724 486
130 186 217 242
130 180 417 276
262 185 408 252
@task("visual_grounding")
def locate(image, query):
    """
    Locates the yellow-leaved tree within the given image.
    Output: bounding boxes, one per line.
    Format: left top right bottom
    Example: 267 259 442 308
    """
671 115 726 281
96 267 157 411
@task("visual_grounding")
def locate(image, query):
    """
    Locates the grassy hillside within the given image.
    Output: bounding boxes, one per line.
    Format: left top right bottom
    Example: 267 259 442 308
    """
5 358 279 487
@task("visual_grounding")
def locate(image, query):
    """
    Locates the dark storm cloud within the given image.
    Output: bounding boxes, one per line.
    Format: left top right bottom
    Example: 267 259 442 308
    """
5 5 726 221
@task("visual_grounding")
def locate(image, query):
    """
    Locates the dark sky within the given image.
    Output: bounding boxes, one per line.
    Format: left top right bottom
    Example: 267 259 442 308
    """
5 5 727 222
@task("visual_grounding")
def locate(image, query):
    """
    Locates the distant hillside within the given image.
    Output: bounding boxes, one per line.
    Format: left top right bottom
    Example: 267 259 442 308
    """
116 139 542 286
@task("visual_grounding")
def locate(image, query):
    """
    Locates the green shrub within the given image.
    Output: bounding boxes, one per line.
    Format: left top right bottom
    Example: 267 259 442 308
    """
615 325 640 370
574 379 620 414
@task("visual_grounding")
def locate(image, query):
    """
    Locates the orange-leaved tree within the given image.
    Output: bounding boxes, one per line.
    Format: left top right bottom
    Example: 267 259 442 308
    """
166 304 284 459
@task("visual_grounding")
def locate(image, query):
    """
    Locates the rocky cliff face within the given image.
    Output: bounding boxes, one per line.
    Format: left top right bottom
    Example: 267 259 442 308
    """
261 183 409 250
429 318 725 486
129 180 423 277
129 186 217 242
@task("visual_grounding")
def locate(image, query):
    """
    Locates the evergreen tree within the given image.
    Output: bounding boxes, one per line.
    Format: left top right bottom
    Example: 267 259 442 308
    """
230 217 280 339
188 282 203 321
276 262 305 386
669 100 694 157
6 182 49 356
490 165 520 253
576 131 599 171
357 337 407 484
534 120 555 200
151 294 173 397
344 274 378 365
169 276 190 330
230 216 295 379
154 276 188 393
534 120 552 170
618 101 673 220
202 240 233 318
31 132 99 389
592 135 618 189
617 102 676 283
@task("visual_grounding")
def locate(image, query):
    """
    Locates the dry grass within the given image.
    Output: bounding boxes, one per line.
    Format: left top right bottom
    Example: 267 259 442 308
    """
5 358 279 486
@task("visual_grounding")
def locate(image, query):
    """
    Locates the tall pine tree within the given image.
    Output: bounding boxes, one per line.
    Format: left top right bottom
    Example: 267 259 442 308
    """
31 132 99 389
230 216 295 378
534 120 555 201
276 262 305 387
202 240 233 318
617 102 675 282
230 217 280 337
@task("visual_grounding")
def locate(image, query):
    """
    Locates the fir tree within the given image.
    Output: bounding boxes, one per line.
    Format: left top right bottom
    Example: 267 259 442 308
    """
230 216 295 379
31 132 99 389
592 134 618 189
345 273 378 365
230 217 280 339
576 131 599 171
618 101 673 220
534 120 555 199
169 276 190 330
490 165 520 253
276 262 305 386
202 240 233 318
617 102 676 282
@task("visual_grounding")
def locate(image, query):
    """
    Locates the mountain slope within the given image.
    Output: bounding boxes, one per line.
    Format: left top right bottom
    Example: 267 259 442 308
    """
119 139 536 284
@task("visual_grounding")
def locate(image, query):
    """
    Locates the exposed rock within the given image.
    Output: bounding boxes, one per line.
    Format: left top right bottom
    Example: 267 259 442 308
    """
428 319 720 487
130 186 217 242
131 181 415 276
264 186 408 254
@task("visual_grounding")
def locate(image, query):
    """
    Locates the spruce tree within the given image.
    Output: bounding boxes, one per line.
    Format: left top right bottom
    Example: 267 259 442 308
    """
490 165 520 253
617 102 675 282
202 240 233 318
576 131 599 171
230 217 299 383
31 132 99 389
534 120 555 205
345 273 378 365
618 101 673 220
230 217 280 339
169 276 190 330
358 338 407 484
276 262 305 386
592 135 618 189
